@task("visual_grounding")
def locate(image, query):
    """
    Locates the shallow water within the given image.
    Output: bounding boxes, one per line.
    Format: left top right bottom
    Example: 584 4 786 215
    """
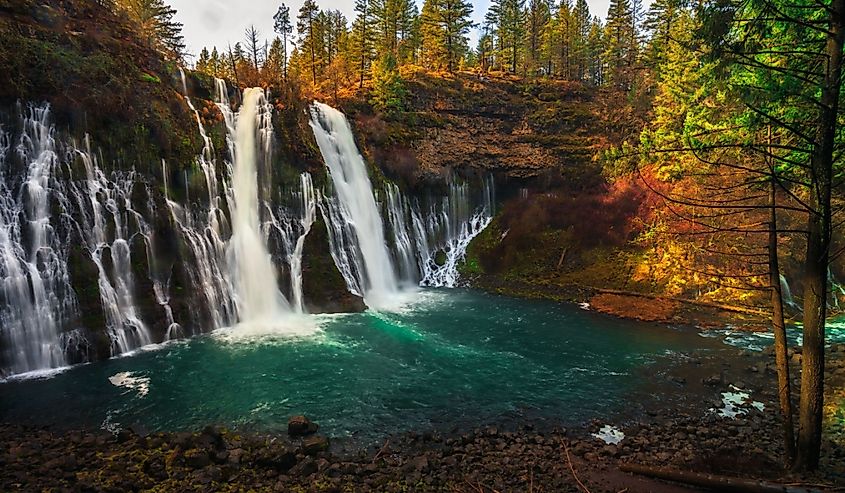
0 289 724 444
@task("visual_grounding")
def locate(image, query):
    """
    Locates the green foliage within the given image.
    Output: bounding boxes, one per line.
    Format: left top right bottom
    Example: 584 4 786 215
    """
420 0 474 72
370 53 407 113
485 0 525 72
113 0 185 60
140 72 161 83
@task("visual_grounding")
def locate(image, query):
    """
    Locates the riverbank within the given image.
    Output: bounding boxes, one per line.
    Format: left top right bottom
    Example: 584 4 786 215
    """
3 341 844 492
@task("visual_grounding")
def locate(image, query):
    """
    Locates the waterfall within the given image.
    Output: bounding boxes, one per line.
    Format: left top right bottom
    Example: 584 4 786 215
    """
309 102 496 306
69 137 152 354
418 177 494 287
0 104 74 375
309 102 405 310
829 268 845 310
779 274 800 311
168 74 236 331
289 173 316 313
225 88 292 326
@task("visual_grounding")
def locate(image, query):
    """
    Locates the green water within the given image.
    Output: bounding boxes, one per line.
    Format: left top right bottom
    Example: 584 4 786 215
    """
0 289 722 443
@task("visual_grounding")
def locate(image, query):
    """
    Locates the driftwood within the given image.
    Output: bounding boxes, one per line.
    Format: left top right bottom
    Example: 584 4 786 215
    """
620 464 822 493
589 287 770 316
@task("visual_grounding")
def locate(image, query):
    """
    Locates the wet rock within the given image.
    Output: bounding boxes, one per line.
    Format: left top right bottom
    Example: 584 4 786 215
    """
289 458 318 477
702 374 721 386
255 446 297 471
228 448 244 465
288 416 318 437
184 448 211 469
302 435 329 456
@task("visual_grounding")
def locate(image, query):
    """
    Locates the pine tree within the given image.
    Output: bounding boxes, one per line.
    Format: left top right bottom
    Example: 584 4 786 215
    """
420 0 474 72
643 0 680 70
486 0 525 73
370 52 406 112
603 0 635 87
525 0 551 74
298 0 320 84
397 0 420 63
263 37 285 83
244 25 263 70
196 47 210 73
115 0 185 60
351 0 377 87
274 3 293 80
572 0 591 79
586 17 604 84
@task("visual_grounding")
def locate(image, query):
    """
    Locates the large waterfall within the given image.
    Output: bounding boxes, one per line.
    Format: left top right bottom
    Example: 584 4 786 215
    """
225 88 291 326
309 103 406 309
309 102 494 310
0 89 494 377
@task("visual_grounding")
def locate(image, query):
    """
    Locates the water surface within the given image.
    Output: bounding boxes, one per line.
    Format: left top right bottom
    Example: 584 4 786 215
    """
0 289 724 444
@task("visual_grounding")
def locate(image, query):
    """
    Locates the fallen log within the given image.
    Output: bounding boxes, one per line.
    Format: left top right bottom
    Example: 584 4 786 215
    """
619 464 822 493
587 287 770 316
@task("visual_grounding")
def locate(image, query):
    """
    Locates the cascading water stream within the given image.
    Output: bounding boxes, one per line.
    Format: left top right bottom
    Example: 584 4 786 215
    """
225 88 292 328
309 102 495 307
70 137 152 354
289 173 316 313
0 105 73 374
309 102 407 310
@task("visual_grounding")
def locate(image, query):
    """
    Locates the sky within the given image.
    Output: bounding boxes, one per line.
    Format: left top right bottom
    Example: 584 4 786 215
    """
169 0 621 64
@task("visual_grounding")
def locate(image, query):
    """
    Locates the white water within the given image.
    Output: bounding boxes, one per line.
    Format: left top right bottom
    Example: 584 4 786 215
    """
289 173 317 313
168 73 236 331
70 137 153 354
225 88 293 328
309 102 407 310
779 274 799 311
0 93 493 375
0 105 73 374
310 102 496 307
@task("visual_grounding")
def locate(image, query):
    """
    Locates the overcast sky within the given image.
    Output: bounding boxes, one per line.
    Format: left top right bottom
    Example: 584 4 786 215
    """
169 0 633 63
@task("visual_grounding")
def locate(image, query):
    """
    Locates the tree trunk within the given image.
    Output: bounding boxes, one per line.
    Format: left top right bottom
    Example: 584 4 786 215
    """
769 173 795 465
621 463 818 493
795 0 844 471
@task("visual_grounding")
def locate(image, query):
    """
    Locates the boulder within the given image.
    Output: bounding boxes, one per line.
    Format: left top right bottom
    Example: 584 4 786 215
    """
301 435 330 456
288 416 318 437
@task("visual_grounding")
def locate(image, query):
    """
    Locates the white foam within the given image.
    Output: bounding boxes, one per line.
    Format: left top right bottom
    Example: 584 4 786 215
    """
592 424 625 445
108 371 150 397
711 385 765 418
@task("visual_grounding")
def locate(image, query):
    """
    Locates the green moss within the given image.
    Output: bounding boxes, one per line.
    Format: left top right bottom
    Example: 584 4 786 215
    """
141 72 162 84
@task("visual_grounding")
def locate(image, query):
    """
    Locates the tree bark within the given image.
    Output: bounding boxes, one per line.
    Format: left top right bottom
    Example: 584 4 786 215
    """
795 0 844 471
769 173 795 465
621 463 817 493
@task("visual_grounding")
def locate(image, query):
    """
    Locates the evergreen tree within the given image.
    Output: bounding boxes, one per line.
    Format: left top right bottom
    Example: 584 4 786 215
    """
586 17 604 84
273 3 293 80
397 0 420 63
351 0 377 87
297 0 320 84
420 0 474 72
572 0 591 79
196 47 210 73
486 0 525 73
603 0 635 87
525 0 551 74
263 37 286 83
643 0 680 70
115 0 185 60
370 52 406 112
244 25 263 69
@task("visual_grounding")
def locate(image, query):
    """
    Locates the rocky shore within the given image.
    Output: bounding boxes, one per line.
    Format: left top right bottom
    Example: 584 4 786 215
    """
2 343 845 492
